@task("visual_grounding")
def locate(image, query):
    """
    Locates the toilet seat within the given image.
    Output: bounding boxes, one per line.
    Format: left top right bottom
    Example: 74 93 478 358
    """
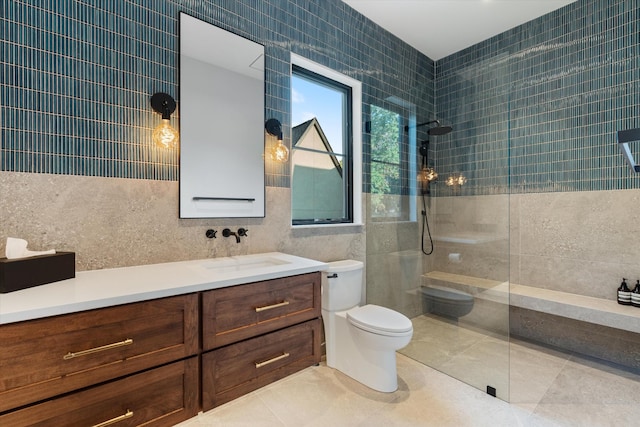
347 304 413 336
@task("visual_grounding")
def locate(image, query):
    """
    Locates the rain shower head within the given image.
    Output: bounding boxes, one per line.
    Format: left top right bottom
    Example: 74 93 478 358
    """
404 119 453 135
428 124 453 135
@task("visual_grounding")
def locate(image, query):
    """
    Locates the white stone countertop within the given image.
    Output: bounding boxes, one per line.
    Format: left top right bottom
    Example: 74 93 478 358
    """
0 252 327 325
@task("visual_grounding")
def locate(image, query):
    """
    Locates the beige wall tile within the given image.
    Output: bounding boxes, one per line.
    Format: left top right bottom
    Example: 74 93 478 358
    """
0 172 363 271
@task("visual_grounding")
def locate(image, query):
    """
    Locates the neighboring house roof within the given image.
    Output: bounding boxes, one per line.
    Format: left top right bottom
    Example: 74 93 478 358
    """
292 117 343 176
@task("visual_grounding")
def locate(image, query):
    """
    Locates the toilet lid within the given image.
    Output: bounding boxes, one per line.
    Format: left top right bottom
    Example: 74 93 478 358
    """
347 304 413 334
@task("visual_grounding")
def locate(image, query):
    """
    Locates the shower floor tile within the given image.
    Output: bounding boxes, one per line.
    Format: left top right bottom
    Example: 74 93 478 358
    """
402 314 511 400
401 315 491 367
509 340 569 406
402 313 640 426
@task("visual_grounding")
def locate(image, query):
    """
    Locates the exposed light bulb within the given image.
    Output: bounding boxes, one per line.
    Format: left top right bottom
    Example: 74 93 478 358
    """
446 173 467 187
418 166 438 183
153 118 179 149
270 140 289 162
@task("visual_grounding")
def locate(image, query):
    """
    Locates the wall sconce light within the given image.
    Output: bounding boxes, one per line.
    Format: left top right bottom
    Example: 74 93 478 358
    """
150 92 179 149
446 173 467 187
265 118 289 162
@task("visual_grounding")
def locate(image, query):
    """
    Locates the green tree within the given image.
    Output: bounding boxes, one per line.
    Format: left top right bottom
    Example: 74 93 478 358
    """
370 105 400 195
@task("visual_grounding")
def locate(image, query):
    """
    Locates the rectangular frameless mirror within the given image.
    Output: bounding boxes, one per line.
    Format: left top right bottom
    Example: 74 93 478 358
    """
179 13 265 218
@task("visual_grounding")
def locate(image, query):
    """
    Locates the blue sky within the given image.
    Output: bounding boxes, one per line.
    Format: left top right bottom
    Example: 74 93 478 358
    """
291 74 345 155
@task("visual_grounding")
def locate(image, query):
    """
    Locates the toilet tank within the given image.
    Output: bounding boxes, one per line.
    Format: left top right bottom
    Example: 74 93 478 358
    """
321 260 364 311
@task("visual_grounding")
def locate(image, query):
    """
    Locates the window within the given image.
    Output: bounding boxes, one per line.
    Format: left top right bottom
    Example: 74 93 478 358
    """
370 102 416 221
290 55 362 226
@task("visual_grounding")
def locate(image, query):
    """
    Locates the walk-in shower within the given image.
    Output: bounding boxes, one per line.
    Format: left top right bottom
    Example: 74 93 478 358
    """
367 111 510 401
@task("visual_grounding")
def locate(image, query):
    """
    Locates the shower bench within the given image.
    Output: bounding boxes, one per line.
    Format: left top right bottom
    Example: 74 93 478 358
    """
422 271 640 334
422 271 640 369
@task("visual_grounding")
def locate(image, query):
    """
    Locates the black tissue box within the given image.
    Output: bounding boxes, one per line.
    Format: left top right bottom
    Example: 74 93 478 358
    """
0 252 76 293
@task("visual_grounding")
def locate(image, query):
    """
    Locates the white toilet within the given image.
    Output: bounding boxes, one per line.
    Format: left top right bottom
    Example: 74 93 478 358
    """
321 260 413 392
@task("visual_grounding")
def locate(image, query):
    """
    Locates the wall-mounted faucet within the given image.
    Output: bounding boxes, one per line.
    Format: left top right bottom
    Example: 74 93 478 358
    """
222 228 248 243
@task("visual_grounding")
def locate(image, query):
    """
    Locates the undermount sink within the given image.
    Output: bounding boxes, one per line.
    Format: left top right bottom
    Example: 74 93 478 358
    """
200 255 290 273
190 252 326 285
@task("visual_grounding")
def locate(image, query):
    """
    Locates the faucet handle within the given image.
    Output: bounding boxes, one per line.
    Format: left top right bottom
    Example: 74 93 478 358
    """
237 228 248 237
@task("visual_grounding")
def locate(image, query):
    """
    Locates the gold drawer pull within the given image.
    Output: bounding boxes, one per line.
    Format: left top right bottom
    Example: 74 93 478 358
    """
63 338 134 360
92 410 133 427
255 352 290 368
255 300 289 312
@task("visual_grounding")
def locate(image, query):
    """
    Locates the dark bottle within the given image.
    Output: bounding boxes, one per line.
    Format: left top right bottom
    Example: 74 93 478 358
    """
632 280 640 308
617 278 632 305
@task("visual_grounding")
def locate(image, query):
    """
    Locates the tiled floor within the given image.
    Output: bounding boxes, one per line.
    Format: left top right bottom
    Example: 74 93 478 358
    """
178 316 640 426
402 314 511 400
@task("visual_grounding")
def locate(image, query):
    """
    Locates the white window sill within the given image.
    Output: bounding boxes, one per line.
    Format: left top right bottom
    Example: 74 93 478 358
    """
292 222 364 229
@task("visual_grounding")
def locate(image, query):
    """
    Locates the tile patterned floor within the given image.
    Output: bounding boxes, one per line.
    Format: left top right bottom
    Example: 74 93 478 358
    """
178 316 640 427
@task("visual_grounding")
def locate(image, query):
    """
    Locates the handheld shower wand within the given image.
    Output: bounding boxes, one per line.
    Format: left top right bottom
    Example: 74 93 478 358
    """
418 140 436 255
411 120 453 256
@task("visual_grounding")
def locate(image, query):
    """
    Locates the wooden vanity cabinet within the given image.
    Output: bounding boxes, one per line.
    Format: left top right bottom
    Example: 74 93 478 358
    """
0 357 199 427
0 270 323 423
203 272 321 349
202 272 322 410
0 294 199 418
203 318 321 409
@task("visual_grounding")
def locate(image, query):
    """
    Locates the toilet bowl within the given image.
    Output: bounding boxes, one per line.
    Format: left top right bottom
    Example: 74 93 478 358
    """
421 285 474 318
322 260 413 392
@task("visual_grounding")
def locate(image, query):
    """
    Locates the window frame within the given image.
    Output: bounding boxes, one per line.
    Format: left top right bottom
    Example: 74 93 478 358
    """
369 102 415 222
290 54 363 228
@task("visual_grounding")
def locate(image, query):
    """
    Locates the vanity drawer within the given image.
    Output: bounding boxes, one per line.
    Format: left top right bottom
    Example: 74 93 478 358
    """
0 357 199 427
202 318 321 410
0 293 199 413
202 272 320 349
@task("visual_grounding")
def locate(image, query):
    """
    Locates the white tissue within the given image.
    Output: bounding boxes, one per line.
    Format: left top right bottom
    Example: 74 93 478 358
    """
5 237 56 259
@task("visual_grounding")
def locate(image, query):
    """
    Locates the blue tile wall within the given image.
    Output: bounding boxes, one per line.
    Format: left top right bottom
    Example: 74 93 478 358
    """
0 0 433 188
434 0 640 196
